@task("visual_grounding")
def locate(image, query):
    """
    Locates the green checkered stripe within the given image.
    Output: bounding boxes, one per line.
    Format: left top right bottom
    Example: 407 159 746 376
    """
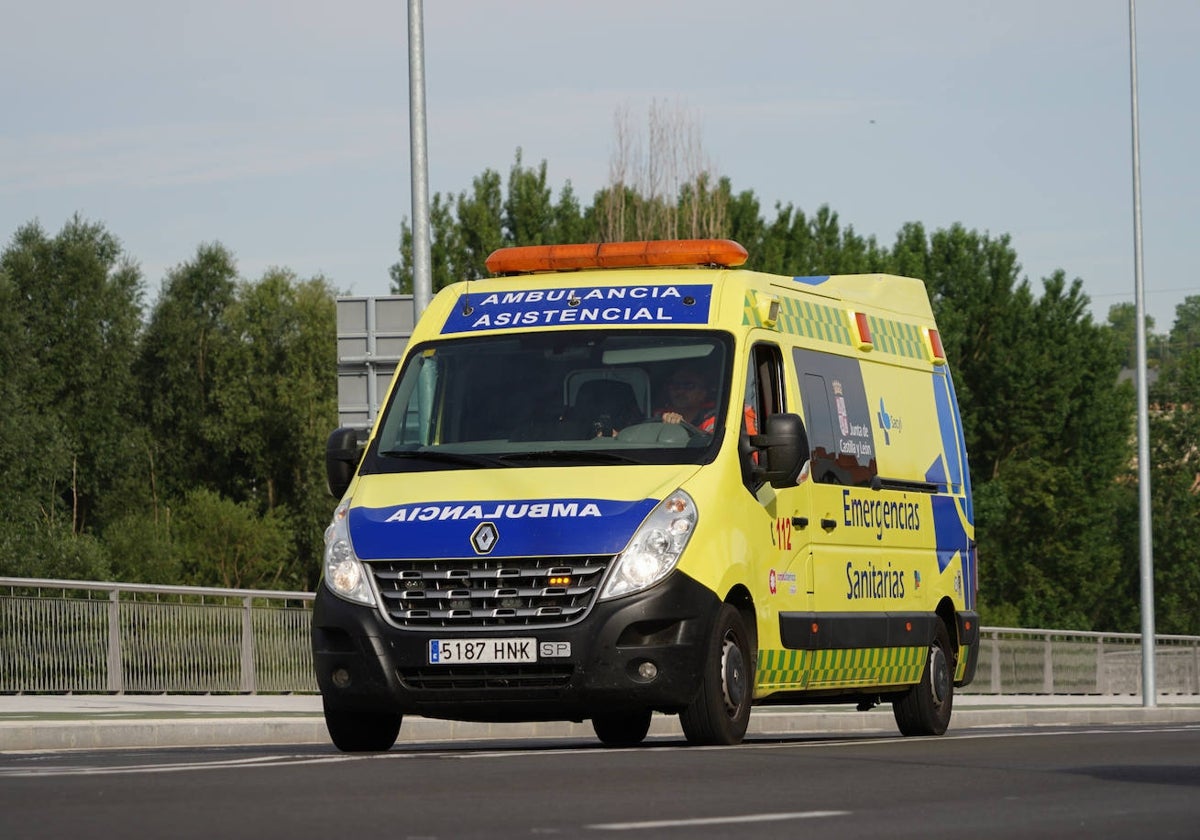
743 294 853 347
954 645 972 682
864 313 924 359
742 293 926 360
756 646 927 690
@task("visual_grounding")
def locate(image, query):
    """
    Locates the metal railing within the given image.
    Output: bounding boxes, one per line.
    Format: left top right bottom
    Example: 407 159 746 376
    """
0 578 315 694
961 626 1200 696
2 577 1199 696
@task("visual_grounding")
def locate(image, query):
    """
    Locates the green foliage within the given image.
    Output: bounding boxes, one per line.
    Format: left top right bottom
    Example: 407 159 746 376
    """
172 489 293 590
0 217 146 538
392 150 593 294
0 519 111 580
1145 345 1200 634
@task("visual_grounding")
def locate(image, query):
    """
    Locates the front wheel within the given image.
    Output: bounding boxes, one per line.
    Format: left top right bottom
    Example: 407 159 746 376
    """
680 604 753 746
323 703 402 752
892 620 955 736
592 708 653 747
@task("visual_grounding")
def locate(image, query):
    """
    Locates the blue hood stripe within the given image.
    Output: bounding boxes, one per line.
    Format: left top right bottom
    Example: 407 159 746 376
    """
349 497 658 560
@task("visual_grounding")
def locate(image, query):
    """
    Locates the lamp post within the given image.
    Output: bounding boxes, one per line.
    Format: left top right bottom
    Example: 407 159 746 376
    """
1128 0 1156 708
408 0 433 318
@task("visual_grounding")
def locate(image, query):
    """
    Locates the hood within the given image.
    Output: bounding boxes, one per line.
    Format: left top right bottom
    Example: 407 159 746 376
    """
346 464 702 560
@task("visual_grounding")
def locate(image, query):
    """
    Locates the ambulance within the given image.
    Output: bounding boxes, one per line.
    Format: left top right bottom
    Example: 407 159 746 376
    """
314 238 979 751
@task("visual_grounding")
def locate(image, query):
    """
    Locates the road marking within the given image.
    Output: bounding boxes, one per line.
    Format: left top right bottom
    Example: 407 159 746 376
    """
3 723 1196 776
587 811 849 831
0 753 383 778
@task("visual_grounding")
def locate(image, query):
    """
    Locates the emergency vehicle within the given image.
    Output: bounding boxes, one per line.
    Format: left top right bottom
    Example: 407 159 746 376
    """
314 238 979 751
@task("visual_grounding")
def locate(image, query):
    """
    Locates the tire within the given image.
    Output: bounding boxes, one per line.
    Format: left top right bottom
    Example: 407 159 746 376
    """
323 704 402 752
680 604 753 746
592 708 653 747
892 619 955 736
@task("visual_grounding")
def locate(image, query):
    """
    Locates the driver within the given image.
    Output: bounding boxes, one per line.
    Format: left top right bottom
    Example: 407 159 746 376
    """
656 365 717 432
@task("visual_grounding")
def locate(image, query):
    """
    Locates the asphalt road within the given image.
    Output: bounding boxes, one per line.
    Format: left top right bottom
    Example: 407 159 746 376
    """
1 724 1197 839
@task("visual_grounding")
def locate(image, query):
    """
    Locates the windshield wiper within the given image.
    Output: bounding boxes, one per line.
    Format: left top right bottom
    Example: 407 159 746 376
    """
497 450 643 466
378 449 508 469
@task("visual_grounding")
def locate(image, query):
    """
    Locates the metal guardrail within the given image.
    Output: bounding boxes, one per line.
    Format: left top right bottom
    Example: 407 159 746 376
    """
962 626 1200 697
0 578 315 694
2 578 1198 696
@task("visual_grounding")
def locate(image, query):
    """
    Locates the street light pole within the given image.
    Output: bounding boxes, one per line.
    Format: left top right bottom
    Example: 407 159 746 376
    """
1128 0 1156 708
408 0 433 318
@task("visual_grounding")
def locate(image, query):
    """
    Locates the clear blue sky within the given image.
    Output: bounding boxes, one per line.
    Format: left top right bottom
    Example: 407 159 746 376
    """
3 1 1197 331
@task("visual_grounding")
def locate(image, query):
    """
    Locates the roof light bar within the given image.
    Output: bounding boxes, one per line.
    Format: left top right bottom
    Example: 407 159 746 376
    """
485 239 749 275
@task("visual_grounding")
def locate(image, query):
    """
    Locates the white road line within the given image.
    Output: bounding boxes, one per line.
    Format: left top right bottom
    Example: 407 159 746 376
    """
3 723 1196 776
588 810 849 831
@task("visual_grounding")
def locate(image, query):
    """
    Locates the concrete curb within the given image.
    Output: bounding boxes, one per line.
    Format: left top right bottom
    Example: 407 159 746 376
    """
4 702 1200 753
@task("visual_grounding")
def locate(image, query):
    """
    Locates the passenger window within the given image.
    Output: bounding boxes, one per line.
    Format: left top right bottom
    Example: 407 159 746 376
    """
742 344 783 486
748 343 783 428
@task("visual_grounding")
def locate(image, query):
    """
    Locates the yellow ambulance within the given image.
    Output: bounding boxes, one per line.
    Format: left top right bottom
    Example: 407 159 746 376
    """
314 239 979 751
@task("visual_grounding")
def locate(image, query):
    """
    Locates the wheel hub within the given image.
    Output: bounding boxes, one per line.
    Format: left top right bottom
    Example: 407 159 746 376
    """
929 645 950 708
719 633 746 715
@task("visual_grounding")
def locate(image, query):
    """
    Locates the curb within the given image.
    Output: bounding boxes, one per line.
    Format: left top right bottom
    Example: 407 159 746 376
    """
4 704 1200 753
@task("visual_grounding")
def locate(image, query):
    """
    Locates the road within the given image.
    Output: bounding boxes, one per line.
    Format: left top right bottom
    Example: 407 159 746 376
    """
1 724 1197 839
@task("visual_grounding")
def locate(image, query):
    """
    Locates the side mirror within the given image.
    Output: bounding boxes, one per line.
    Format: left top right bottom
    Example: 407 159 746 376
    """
325 427 364 499
750 413 809 489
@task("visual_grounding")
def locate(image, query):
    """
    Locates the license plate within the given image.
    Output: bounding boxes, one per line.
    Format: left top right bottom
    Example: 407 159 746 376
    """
428 638 537 665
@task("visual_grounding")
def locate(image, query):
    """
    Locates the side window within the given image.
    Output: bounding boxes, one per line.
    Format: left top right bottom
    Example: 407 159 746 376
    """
742 344 783 487
747 343 784 433
793 348 878 486
802 373 836 461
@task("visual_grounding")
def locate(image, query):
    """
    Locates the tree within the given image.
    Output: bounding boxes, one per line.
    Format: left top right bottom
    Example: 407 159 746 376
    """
392 151 590 293
173 489 293 589
0 217 146 539
1107 302 1163 369
137 243 239 505
209 269 338 588
600 100 728 241
1145 316 1200 635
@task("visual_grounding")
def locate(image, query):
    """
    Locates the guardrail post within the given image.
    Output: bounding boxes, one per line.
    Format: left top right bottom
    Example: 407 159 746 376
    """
1043 632 1054 694
989 631 1001 693
1193 639 1200 694
106 588 123 693
1096 637 1107 694
240 596 257 693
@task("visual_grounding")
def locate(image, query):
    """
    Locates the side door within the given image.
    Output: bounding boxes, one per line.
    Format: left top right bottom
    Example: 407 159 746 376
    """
792 348 925 691
743 341 815 694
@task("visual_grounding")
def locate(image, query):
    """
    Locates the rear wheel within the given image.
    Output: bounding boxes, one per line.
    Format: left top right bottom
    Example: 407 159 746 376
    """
893 620 955 736
323 703 402 752
592 708 653 747
680 604 752 746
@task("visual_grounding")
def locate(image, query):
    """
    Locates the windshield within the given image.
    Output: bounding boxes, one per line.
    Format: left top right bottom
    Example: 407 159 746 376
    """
361 330 732 472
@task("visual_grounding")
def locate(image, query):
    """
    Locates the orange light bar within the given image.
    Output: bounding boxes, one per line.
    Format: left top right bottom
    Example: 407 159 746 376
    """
485 239 748 275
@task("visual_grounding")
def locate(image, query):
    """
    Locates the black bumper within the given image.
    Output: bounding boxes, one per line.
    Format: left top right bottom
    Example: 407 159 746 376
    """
312 570 722 722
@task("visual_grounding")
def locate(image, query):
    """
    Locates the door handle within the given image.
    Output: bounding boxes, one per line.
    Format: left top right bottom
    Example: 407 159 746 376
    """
820 518 837 531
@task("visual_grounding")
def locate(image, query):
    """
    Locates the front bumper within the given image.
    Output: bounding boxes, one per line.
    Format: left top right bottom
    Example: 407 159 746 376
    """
312 570 722 722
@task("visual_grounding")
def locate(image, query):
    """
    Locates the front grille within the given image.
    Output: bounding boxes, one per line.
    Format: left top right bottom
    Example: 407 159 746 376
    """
367 556 611 628
399 664 574 693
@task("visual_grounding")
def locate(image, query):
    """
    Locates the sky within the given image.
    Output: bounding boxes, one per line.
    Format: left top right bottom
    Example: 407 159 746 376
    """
3 0 1198 331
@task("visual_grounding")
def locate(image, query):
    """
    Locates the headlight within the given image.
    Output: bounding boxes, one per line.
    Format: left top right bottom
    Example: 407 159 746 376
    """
323 502 376 606
599 490 697 600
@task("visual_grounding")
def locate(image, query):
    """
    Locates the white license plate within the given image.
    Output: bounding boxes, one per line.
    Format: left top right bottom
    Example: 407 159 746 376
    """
428 638 537 665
